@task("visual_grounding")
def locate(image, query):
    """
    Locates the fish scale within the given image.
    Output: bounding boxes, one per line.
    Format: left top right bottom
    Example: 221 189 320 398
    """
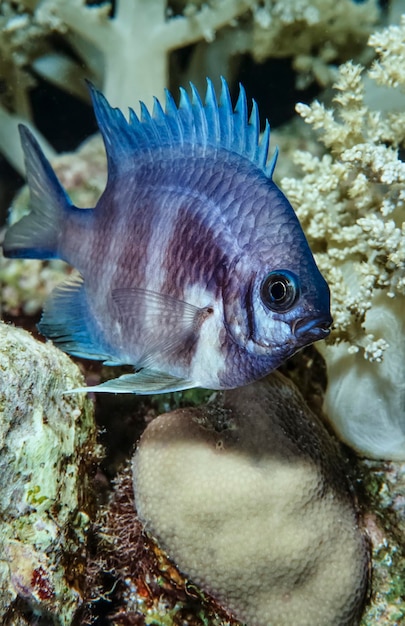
2 78 332 394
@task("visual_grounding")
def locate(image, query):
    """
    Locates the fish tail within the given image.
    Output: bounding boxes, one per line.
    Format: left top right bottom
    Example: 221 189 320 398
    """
2 125 72 260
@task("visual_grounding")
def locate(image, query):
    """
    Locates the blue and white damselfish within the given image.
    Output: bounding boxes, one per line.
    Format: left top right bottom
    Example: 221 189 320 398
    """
2 78 332 394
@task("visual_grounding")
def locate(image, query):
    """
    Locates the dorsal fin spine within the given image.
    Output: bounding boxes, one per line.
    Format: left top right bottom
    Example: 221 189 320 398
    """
140 101 152 123
204 79 220 142
219 76 233 150
191 83 207 145
87 78 277 179
258 120 271 169
266 145 279 178
179 87 194 144
129 108 139 125
234 83 247 154
140 100 161 149
153 97 171 146
248 100 260 160
164 89 183 144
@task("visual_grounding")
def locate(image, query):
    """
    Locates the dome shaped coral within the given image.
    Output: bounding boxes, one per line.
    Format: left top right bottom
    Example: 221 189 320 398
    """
133 373 369 626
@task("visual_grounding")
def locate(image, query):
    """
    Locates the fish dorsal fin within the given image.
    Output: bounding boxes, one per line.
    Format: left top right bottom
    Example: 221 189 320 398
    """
88 78 278 178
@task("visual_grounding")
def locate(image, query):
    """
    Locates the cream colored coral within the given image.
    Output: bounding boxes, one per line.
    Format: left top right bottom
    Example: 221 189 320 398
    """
282 58 405 356
252 0 379 87
1 0 381 174
368 15 405 89
281 16 405 460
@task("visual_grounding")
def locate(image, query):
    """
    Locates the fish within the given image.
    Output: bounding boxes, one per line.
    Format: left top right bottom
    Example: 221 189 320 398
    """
2 78 332 394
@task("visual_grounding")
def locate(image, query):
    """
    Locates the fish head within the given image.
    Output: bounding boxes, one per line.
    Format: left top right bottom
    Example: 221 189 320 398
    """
223 184 332 371
253 265 331 349
224 258 331 368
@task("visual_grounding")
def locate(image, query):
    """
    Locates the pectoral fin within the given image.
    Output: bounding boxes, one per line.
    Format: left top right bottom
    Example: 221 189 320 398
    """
112 287 213 370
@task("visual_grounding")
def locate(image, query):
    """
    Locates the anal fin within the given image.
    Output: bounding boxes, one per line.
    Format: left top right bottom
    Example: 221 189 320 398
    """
68 369 198 395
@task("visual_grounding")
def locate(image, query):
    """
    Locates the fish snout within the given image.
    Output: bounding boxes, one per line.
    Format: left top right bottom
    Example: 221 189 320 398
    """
292 315 332 342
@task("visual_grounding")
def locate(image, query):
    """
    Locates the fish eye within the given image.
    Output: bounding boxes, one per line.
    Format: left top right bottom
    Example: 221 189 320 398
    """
260 270 300 312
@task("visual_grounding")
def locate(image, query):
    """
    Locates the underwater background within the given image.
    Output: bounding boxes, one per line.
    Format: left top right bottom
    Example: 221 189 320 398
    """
0 1 404 624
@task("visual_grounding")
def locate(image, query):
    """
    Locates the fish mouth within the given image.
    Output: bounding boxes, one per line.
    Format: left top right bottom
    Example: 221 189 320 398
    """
292 315 332 342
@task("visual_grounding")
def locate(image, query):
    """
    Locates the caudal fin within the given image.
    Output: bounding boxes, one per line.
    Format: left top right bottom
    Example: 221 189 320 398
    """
2 125 71 259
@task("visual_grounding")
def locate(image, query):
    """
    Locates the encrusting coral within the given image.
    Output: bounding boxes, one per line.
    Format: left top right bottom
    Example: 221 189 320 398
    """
280 16 405 460
0 321 97 625
83 465 239 625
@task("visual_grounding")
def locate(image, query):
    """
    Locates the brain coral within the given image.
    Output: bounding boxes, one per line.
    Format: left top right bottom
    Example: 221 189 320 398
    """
133 373 369 626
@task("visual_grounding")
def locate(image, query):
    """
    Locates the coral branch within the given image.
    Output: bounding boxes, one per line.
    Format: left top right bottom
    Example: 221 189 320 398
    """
158 0 253 50
41 0 112 48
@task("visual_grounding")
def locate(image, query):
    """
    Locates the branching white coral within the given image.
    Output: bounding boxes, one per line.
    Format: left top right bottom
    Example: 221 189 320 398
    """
0 0 381 174
0 2 57 171
283 57 405 352
179 0 379 97
0 0 254 174
368 15 405 89
281 16 405 460
252 0 379 87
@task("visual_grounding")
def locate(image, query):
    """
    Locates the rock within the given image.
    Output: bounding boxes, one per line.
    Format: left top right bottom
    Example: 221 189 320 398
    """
0 322 97 625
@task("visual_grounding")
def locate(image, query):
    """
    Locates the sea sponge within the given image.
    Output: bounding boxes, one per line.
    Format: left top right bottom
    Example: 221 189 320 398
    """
133 373 369 626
